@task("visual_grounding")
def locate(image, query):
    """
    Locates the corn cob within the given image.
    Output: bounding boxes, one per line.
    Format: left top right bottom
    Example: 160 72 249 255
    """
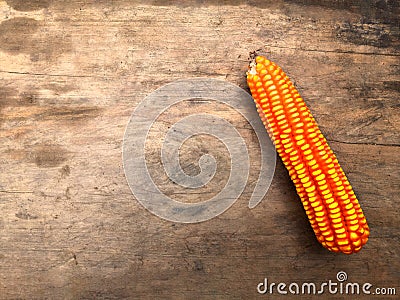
247 54 369 254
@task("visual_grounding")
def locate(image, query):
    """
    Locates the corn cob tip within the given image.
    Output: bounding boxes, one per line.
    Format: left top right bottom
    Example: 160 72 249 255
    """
249 50 258 61
246 51 258 77
247 60 257 76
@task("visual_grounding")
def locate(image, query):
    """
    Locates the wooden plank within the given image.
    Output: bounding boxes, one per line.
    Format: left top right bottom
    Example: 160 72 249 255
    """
0 0 399 298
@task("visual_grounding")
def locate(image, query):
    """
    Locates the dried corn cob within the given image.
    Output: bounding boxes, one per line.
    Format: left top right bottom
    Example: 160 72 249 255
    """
247 54 369 254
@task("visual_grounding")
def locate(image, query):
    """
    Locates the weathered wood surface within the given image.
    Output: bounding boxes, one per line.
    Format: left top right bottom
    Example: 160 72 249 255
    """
0 0 399 299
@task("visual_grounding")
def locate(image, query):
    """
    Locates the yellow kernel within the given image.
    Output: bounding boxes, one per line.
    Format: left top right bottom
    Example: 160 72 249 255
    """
308 159 317 166
330 207 340 214
346 208 356 215
321 189 331 195
294 163 304 171
303 181 312 188
263 74 272 81
309 196 317 202
300 143 310 150
308 132 317 139
328 202 338 209
342 198 350 205
305 154 313 160
306 186 316 193
314 206 323 212
283 128 291 133
318 221 328 227
346 214 357 221
276 114 286 121
337 190 346 196
322 231 332 237
272 104 283 112
300 176 310 184
303 149 312 156
330 212 342 219
312 169 322 176
264 79 274 86
291 112 300 118
277 119 288 126
319 226 329 232
292 117 301 123
255 56 265 63
308 191 316 197
327 168 336 175
347 218 358 225
349 224 360 232
319 150 327 156
321 154 329 160
311 201 322 208
290 155 299 161
319 184 328 190
298 173 307 180
294 134 304 141
336 240 349 246
270 90 278 97
296 139 305 146
335 227 346 234
325 235 334 242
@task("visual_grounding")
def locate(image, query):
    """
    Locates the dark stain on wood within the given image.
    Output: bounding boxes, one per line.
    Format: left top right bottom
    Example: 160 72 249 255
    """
0 86 17 126
2 105 102 126
30 143 68 168
383 80 400 92
193 259 204 272
6 0 51 11
284 0 400 23
18 92 39 106
1 86 37 109
40 106 103 122
60 165 71 178
41 83 77 95
0 17 72 61
15 211 39 220
0 17 40 53
335 22 398 49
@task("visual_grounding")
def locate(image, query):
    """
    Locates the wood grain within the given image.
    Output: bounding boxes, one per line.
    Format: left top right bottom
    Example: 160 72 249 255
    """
0 0 399 299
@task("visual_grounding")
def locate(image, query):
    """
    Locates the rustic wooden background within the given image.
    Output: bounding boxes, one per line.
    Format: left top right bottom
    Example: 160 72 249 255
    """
0 0 399 299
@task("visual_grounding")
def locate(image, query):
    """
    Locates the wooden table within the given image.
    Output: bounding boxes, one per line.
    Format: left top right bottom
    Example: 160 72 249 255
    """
0 1 398 298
